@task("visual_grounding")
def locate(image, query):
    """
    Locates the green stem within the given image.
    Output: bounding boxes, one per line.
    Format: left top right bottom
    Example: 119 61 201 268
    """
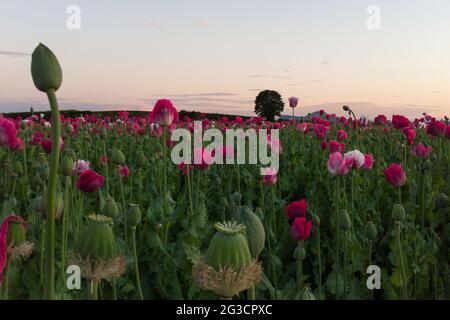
297 240 304 289
60 176 70 289
396 223 408 299
44 88 60 300
131 228 144 300
89 280 99 300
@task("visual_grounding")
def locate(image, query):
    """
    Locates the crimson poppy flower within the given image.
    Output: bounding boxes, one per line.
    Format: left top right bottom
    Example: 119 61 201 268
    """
76 170 105 193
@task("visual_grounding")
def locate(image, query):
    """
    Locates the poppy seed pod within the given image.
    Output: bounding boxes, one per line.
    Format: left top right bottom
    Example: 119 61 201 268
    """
294 245 306 260
37 190 64 220
204 222 252 272
234 206 265 259
127 204 141 228
192 221 262 299
101 197 119 219
339 209 352 230
38 165 49 180
65 124 73 134
392 204 406 222
111 148 125 165
71 215 125 282
136 151 148 168
31 43 62 92
365 222 377 240
61 156 74 176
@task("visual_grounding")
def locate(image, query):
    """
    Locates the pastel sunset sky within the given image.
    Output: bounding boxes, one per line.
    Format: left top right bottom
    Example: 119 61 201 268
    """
1 0 450 118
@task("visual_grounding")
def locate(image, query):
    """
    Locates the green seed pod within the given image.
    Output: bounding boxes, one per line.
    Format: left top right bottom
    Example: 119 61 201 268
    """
32 173 42 185
38 190 64 220
422 160 432 171
65 124 73 134
136 151 148 168
111 148 125 165
7 221 26 247
339 209 352 230
31 43 62 92
204 221 252 272
297 287 316 300
61 156 74 176
234 206 265 259
101 197 119 219
39 165 49 180
392 204 406 222
74 215 118 260
72 142 81 153
365 222 377 240
435 193 449 209
36 153 48 167
127 204 142 228
294 245 306 260
65 149 76 160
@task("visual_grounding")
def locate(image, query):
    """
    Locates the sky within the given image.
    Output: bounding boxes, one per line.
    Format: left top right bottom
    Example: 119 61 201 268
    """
1 0 450 119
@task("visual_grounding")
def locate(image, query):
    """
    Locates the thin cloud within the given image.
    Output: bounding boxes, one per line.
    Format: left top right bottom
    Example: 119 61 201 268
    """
0 50 30 58
320 60 331 66
193 19 209 28
249 74 293 80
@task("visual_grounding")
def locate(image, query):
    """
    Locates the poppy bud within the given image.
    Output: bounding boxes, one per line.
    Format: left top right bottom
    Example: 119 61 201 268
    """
111 148 125 165
136 151 148 168
339 209 352 230
39 165 49 180
37 190 64 220
392 204 406 222
365 222 377 240
61 156 74 176
294 245 306 260
65 124 73 134
31 43 62 92
35 153 48 167
127 204 141 228
101 197 119 219
343 105 350 112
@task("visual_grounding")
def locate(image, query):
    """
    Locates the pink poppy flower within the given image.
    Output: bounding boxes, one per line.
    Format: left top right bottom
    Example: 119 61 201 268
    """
402 127 416 145
149 99 178 126
262 168 278 185
76 170 105 193
286 199 307 219
327 152 354 176
290 217 312 241
288 96 299 108
412 143 432 158
0 118 18 149
363 154 374 170
337 130 348 141
383 163 406 187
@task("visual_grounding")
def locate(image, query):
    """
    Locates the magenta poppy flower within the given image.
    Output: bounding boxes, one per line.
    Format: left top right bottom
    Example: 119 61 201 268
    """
0 118 18 149
412 143 432 158
402 127 416 145
288 96 299 108
117 111 129 121
119 165 130 179
149 99 179 126
76 170 105 193
314 124 329 139
329 140 344 153
286 199 307 219
30 131 44 145
426 121 446 137
337 130 348 141
383 163 406 187
392 115 410 129
41 137 64 154
290 217 312 241
327 152 354 176
374 115 387 125
363 154 374 170
320 141 328 150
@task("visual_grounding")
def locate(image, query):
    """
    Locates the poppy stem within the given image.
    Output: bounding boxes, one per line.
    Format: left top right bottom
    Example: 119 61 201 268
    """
44 88 60 300
297 240 304 289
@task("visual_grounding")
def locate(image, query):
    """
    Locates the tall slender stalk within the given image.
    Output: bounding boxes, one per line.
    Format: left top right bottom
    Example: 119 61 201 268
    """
44 89 60 300
131 227 144 300
396 222 408 299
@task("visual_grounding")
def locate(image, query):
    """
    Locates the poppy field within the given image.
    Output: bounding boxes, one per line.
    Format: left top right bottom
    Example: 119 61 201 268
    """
0 44 449 301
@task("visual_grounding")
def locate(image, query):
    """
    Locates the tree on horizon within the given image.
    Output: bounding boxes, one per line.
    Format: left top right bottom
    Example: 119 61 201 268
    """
254 90 284 121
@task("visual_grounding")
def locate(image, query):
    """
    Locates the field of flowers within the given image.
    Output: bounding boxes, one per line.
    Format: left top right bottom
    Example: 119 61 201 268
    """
0 44 449 300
